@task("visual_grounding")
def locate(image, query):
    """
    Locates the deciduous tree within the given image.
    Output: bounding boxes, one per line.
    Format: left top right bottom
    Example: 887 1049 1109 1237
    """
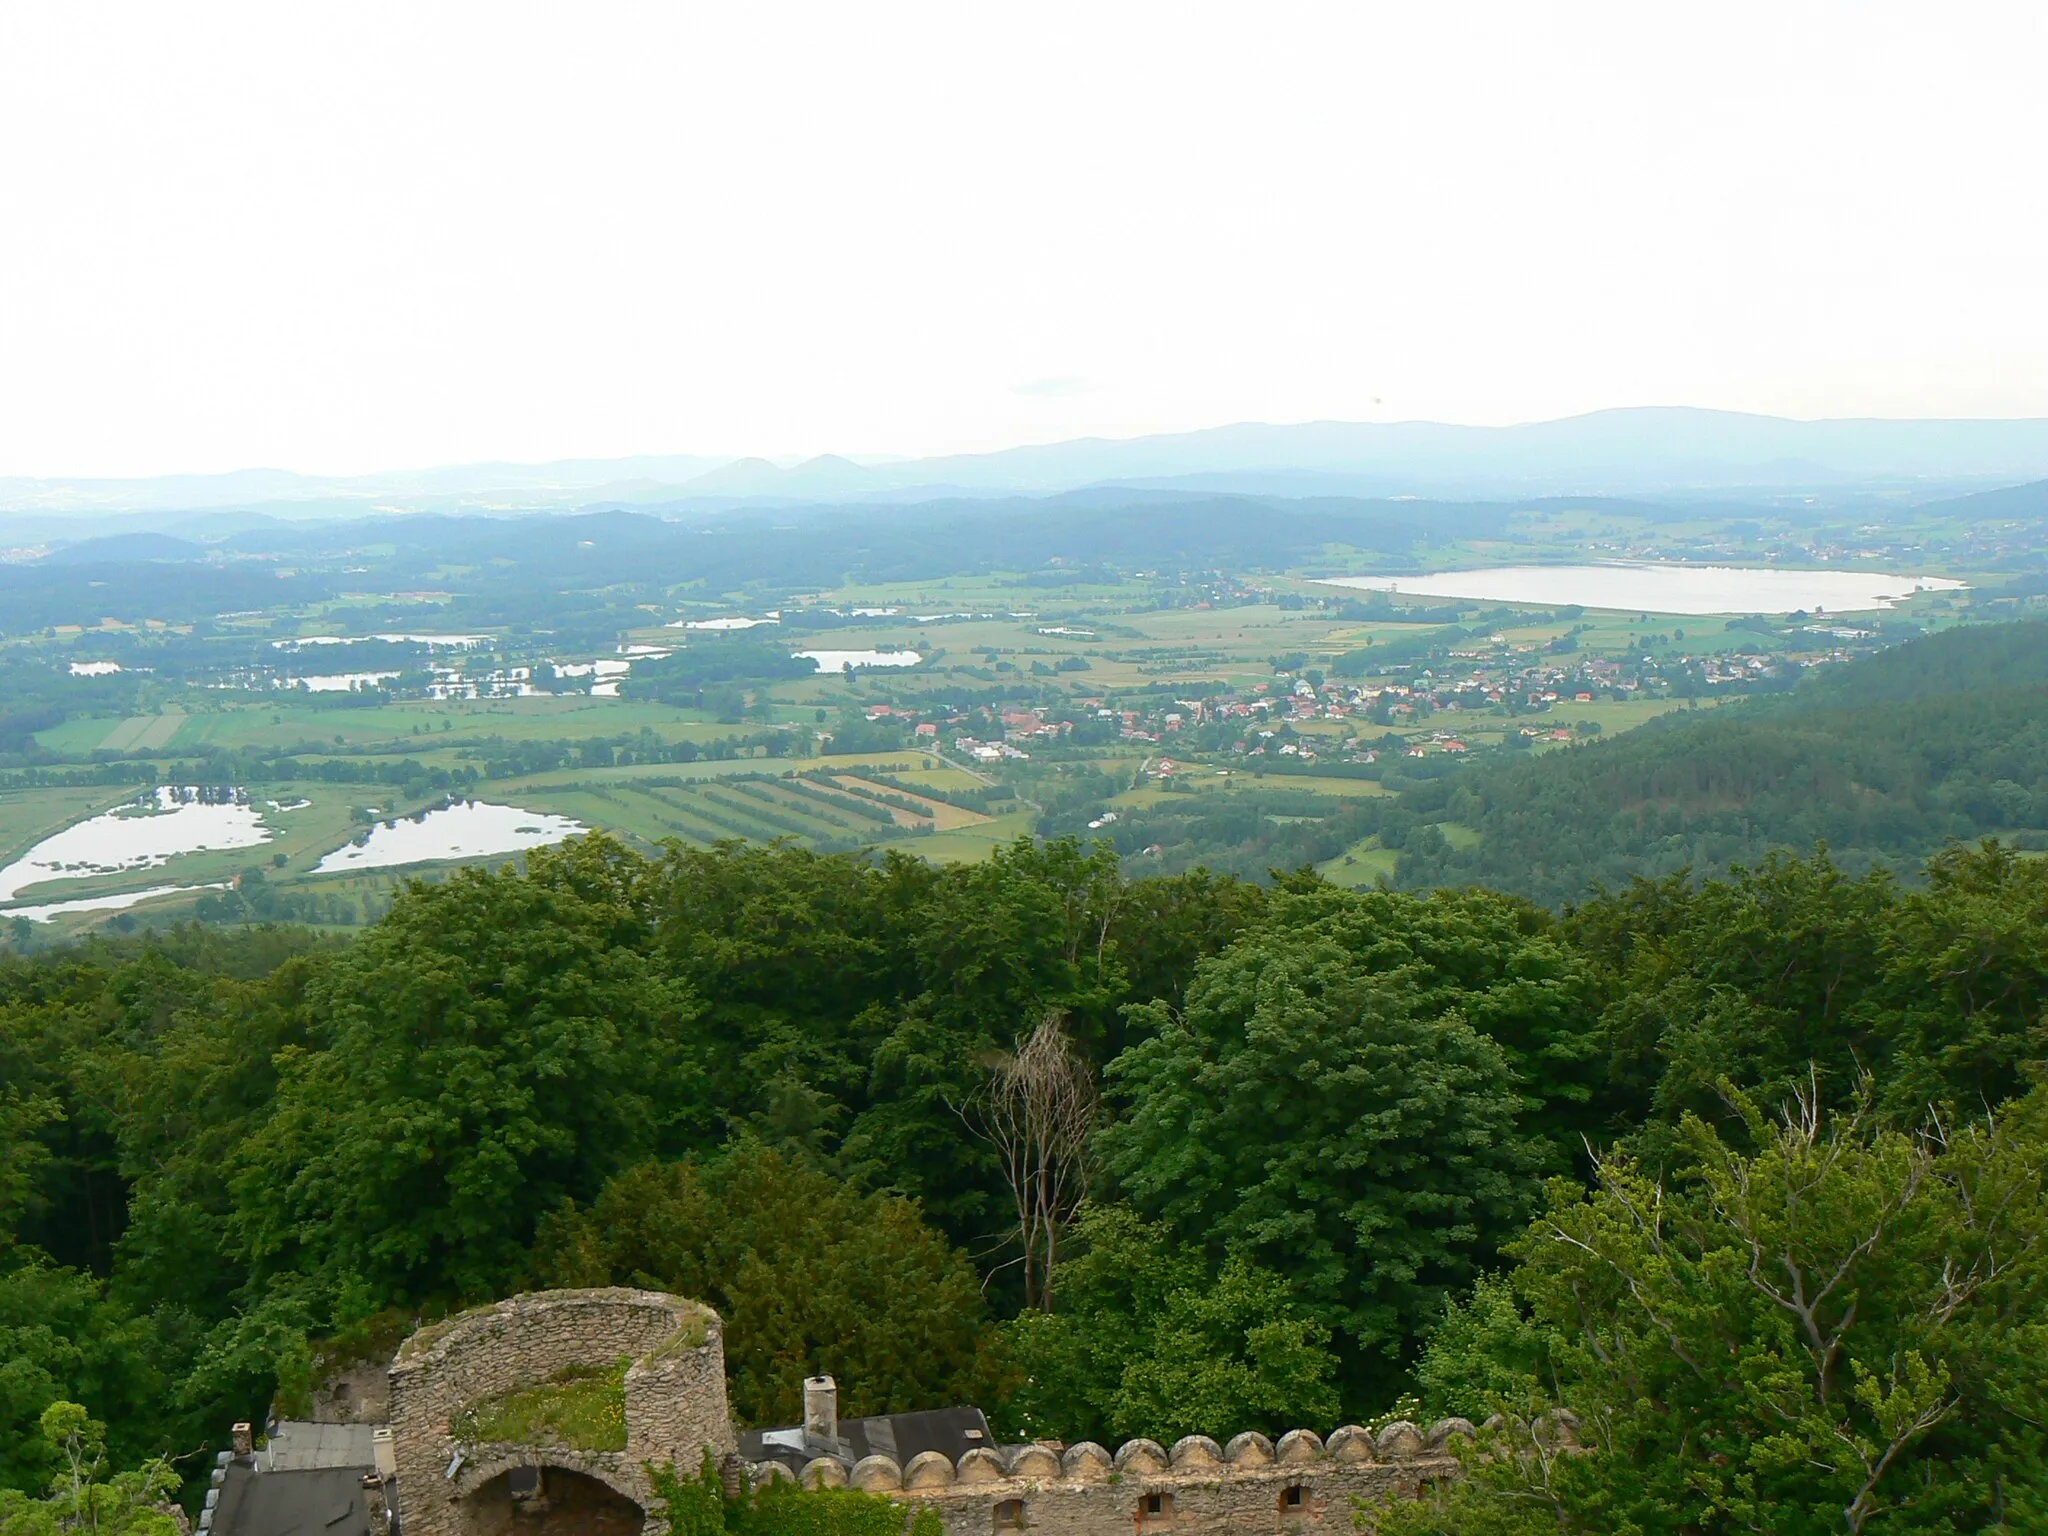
1103 923 1544 1408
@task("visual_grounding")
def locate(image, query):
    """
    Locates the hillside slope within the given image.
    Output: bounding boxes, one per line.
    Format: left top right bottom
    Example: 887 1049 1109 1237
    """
1395 620 2048 904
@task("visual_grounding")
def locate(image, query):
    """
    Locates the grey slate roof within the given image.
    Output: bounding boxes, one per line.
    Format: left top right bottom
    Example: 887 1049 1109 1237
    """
211 1466 374 1536
203 1422 381 1536
261 1424 379 1473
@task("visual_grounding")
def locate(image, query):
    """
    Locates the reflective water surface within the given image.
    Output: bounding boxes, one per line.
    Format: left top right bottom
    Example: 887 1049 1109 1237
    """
796 649 923 671
312 799 586 874
0 788 271 906
1322 564 1966 615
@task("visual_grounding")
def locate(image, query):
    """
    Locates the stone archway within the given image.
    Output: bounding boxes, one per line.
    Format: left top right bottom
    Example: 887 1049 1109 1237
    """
459 1465 646 1536
388 1289 733 1536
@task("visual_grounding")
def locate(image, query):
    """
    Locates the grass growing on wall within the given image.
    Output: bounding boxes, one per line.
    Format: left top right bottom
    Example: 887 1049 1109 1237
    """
452 1359 630 1450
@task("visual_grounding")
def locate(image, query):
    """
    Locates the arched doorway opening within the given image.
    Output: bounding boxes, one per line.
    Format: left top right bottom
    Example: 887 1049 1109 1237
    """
461 1466 646 1536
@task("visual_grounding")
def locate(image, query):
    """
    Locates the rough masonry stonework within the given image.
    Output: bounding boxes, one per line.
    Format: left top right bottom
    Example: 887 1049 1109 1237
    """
385 1289 1472 1536
387 1288 734 1536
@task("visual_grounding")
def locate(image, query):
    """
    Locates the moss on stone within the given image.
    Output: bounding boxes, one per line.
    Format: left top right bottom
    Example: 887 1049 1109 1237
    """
452 1358 631 1451
643 1308 712 1362
397 1301 498 1361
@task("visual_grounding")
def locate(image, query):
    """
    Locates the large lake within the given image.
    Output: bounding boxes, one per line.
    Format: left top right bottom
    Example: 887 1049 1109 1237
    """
313 800 586 874
1320 563 1966 615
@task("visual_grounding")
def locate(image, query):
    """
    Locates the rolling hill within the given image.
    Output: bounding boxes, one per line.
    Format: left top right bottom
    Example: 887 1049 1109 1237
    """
1393 620 2048 905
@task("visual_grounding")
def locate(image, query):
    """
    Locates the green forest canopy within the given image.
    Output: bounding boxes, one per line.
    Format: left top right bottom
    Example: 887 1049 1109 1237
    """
5 815 2048 1530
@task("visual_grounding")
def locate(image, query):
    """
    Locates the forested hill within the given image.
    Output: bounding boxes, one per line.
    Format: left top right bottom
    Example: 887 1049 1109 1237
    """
1394 619 2048 904
1793 614 2048 702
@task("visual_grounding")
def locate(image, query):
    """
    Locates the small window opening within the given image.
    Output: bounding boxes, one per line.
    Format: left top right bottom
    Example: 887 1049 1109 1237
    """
994 1500 1026 1531
1279 1485 1304 1514
1142 1493 1173 1522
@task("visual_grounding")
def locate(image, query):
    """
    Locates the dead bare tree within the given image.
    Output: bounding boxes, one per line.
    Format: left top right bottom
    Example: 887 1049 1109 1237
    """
957 1010 1099 1312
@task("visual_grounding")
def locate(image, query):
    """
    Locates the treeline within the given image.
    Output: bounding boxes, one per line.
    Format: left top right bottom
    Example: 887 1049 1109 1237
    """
112 732 795 795
465 729 790 779
0 656 152 766
625 638 817 702
0 561 335 630
1094 790 1384 879
10 831 2048 1528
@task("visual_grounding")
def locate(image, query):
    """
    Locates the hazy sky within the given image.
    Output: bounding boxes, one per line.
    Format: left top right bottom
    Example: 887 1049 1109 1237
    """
1 2 2044 477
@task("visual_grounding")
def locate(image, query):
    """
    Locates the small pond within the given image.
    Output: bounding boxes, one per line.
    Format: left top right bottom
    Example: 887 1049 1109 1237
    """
285 672 401 692
11 883 230 925
279 633 488 648
0 787 271 907
796 649 923 672
313 800 587 875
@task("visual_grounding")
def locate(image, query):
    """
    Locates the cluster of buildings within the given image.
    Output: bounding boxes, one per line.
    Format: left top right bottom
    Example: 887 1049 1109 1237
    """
1073 644 1820 753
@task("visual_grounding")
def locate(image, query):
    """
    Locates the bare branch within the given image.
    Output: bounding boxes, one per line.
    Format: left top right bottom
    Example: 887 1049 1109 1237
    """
952 1009 1099 1310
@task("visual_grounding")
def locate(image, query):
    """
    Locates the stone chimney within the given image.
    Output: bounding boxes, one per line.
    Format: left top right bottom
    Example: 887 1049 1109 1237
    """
231 1424 254 1458
803 1377 837 1450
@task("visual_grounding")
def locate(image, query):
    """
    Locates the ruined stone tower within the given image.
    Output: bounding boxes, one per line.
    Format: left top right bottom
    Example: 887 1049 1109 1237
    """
386 1288 734 1536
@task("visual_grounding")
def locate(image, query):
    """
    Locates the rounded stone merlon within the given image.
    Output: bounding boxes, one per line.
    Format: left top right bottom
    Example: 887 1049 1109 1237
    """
1479 1415 1503 1434
1222 1432 1273 1468
1324 1426 1375 1464
903 1451 956 1491
1373 1422 1424 1460
1061 1442 1113 1483
1274 1430 1324 1466
1168 1435 1223 1470
800 1457 850 1490
1113 1439 1167 1476
956 1448 1008 1484
851 1455 903 1492
1006 1445 1062 1480
1425 1418 1477 1450
751 1461 796 1486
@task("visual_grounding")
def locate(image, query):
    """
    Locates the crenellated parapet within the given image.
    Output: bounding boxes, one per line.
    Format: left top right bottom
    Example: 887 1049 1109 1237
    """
749 1420 1473 1533
384 1285 1486 1536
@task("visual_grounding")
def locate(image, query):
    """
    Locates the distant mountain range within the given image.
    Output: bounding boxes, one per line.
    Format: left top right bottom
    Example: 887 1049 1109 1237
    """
6 407 2048 527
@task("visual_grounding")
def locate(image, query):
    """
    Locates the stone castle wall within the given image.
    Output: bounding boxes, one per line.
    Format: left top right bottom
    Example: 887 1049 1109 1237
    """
311 1356 393 1424
624 1323 735 1468
388 1288 734 1536
754 1421 1472 1536
387 1288 1474 1536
